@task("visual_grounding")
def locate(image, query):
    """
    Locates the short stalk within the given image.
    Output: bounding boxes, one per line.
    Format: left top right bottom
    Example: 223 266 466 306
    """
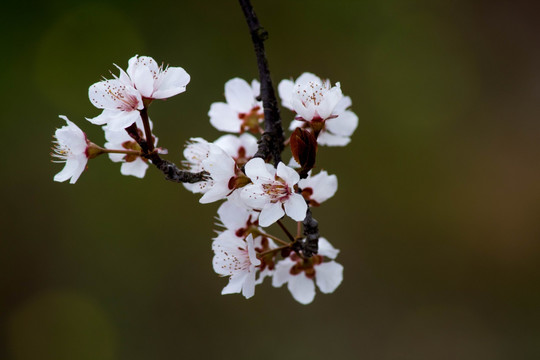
140 107 154 152
277 219 295 243
257 244 290 258
251 229 289 246
103 148 142 156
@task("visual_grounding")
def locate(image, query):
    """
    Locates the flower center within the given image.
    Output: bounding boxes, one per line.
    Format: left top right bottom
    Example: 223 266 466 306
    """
296 81 329 107
238 106 264 134
261 179 291 202
51 142 71 162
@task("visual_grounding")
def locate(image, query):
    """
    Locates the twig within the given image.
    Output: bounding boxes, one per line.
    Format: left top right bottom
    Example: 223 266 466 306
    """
125 122 208 184
238 0 284 166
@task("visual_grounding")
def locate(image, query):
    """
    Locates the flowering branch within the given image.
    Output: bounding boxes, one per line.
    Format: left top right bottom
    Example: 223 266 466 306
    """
239 0 284 165
51 1 355 304
125 115 208 184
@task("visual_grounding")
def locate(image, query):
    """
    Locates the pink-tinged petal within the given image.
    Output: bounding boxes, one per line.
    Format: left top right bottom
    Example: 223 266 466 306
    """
120 159 148 178
333 95 352 114
225 78 255 113
272 258 295 288
276 162 300 186
317 237 340 259
326 110 358 137
283 193 307 222
244 158 274 183
288 274 316 305
259 202 285 227
317 132 350 147
209 102 242 133
315 261 343 293
240 184 268 209
88 79 142 110
152 66 190 99
278 79 295 110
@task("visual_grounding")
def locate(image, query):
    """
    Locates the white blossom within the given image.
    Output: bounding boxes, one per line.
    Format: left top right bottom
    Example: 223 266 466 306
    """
212 233 261 299
87 66 144 131
127 55 190 100
241 158 307 227
280 73 358 146
51 116 89 184
213 133 258 167
182 138 238 204
278 72 342 122
209 78 263 133
272 237 343 305
298 170 338 206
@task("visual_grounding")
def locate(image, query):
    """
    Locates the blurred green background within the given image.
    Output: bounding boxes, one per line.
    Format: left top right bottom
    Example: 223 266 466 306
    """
1 0 540 359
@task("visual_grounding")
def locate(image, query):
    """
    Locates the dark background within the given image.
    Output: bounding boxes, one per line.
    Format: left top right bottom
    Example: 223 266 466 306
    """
1 0 540 359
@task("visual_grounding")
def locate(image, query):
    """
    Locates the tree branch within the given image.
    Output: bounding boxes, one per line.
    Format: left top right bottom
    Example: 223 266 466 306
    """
239 0 320 257
302 208 319 258
125 122 207 184
239 0 284 166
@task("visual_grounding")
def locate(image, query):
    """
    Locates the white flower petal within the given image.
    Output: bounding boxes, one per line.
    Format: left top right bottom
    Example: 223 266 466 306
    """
326 110 358 137
259 202 285 227
317 237 340 259
315 261 343 293
288 274 316 305
244 158 274 183
209 102 241 133
240 184 269 210
120 159 148 178
222 272 248 295
317 132 351 146
272 258 295 288
276 162 300 186
284 193 307 222
278 79 295 110
217 200 252 231
225 78 256 113
298 171 338 204
152 66 190 99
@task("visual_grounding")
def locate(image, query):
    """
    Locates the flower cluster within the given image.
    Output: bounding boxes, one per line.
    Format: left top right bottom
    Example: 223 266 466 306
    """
51 55 188 182
177 73 355 304
52 62 356 304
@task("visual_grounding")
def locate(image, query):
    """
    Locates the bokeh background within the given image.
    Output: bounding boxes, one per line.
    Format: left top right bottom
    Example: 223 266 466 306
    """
2 0 540 359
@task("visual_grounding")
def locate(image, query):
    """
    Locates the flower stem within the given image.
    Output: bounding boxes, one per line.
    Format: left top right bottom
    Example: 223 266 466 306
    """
257 244 290 258
253 230 289 246
140 107 154 152
103 148 142 156
276 220 295 242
